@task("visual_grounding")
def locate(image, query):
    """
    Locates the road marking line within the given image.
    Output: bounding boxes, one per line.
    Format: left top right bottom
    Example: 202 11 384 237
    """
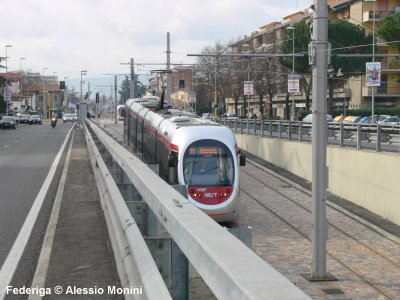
28 130 74 300
0 126 75 300
3 145 9 149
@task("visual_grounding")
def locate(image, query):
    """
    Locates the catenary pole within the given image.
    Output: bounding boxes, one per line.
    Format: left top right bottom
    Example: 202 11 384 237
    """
166 32 171 108
311 0 329 279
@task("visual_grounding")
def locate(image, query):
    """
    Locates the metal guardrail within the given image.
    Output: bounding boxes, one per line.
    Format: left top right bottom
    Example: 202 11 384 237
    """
84 120 310 300
220 118 400 153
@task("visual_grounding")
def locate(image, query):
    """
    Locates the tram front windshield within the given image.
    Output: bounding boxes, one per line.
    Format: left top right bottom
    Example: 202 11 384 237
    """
183 140 234 186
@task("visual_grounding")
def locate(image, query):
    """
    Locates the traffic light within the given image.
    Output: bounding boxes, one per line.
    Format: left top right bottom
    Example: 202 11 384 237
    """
59 81 65 90
84 92 88 100
96 92 99 103
152 90 156 96
179 79 185 88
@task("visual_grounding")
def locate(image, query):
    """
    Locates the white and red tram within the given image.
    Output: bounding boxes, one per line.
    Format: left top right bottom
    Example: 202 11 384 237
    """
123 97 245 222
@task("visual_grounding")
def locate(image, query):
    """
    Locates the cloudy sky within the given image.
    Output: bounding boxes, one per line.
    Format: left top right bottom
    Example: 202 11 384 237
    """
2 0 311 84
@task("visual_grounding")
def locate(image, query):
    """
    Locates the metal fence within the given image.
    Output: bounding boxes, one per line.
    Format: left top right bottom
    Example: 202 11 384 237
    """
219 119 400 153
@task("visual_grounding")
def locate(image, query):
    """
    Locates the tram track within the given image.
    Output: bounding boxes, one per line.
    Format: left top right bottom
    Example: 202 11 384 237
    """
239 160 400 299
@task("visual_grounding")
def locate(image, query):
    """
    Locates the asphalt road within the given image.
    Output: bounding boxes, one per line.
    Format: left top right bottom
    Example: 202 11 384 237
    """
0 121 73 282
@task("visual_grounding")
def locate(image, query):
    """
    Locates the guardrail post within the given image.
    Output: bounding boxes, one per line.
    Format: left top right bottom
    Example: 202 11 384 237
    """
299 122 303 142
171 241 189 300
288 121 292 140
246 120 250 135
171 185 189 300
269 120 273 137
339 122 344 147
357 123 361 150
278 121 282 138
376 124 382 152
253 120 257 135
146 164 169 237
240 119 243 134
260 120 264 137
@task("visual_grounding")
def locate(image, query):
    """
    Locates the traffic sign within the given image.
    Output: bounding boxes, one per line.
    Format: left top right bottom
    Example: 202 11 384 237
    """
244 81 253 95
288 75 300 93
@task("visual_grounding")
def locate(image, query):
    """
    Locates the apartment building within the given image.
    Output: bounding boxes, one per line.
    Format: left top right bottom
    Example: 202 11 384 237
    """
225 0 400 119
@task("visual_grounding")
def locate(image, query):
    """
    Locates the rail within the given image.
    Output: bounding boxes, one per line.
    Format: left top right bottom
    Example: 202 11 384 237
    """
219 118 400 153
83 120 310 300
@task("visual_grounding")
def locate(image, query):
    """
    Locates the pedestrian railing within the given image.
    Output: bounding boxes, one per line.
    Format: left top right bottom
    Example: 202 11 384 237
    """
220 118 400 153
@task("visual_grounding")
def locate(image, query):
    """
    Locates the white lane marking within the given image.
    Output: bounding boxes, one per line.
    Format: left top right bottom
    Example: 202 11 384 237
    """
3 145 9 149
0 126 74 300
28 131 74 300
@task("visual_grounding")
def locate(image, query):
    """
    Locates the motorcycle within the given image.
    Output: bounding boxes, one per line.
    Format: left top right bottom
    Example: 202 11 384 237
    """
51 117 57 128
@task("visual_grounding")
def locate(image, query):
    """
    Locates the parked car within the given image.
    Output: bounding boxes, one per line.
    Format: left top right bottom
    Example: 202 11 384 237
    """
333 115 346 123
342 116 361 124
28 115 42 125
19 114 30 124
1 116 17 129
63 113 76 123
359 115 389 124
302 113 333 123
225 113 238 120
379 116 400 126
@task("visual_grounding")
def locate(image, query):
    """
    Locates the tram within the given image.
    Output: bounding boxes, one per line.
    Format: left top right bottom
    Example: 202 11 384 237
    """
123 97 245 222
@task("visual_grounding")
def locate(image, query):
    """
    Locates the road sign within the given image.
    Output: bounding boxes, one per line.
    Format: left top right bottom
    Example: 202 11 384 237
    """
288 75 300 93
366 62 381 87
244 81 253 95
188 92 196 103
3 85 11 102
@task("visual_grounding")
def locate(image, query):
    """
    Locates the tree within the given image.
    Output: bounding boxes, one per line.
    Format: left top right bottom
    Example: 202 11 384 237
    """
280 19 373 114
118 76 130 104
280 20 312 111
327 20 373 113
377 13 400 52
0 76 7 114
377 13 400 82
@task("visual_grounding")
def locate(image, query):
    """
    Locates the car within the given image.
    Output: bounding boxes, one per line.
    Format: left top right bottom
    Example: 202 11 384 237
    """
19 114 30 124
379 116 400 126
1 116 17 129
359 115 389 124
201 113 211 119
342 116 361 124
333 115 346 123
28 115 42 125
63 113 76 123
302 113 333 123
225 113 238 120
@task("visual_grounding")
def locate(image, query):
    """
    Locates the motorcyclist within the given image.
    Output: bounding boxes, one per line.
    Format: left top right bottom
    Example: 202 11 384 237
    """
51 114 58 128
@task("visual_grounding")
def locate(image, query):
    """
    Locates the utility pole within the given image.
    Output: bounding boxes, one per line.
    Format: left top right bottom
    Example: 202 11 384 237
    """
114 75 118 125
310 0 330 280
166 32 171 107
371 0 376 121
130 58 135 98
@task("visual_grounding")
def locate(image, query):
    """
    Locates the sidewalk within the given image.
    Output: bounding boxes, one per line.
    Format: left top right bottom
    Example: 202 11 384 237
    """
39 127 122 299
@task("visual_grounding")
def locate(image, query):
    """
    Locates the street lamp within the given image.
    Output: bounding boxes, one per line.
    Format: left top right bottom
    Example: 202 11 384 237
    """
80 70 87 103
64 77 68 112
52 72 57 113
5 45 12 75
19 58 25 74
243 44 251 118
43 67 47 116
287 26 295 121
